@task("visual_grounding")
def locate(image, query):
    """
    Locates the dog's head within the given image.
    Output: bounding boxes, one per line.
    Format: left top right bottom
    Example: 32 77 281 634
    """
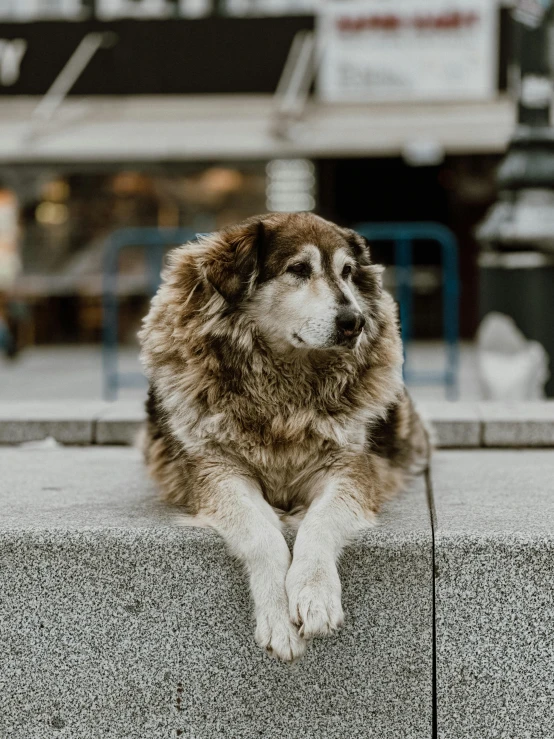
200 212 385 351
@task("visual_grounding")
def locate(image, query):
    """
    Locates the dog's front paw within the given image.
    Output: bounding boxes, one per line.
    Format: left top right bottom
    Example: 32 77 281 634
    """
286 558 344 639
255 608 306 663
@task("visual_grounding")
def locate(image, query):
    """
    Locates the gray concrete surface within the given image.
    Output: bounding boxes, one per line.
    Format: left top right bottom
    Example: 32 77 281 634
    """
0 342 481 403
479 401 554 447
0 401 108 445
420 401 481 448
0 447 433 739
432 450 554 739
0 346 145 403
95 401 146 445
2 400 554 449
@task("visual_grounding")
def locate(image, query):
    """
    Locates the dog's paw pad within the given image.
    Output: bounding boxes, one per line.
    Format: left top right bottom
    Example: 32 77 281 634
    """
255 613 306 663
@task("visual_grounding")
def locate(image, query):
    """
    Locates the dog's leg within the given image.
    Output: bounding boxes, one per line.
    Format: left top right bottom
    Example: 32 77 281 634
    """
286 473 374 639
204 473 306 663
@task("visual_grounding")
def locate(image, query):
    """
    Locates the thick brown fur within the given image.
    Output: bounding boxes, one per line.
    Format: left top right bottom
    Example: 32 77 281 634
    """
140 212 428 516
139 212 430 661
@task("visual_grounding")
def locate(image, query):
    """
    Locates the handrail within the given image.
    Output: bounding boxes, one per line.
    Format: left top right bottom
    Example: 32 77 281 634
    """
102 227 196 400
354 222 460 398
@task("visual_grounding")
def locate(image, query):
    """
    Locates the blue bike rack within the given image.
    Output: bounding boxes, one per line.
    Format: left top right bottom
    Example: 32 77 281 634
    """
354 222 460 399
102 227 196 400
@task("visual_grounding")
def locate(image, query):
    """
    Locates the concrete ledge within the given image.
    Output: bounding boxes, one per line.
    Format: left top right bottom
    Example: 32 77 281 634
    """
2 401 554 449
432 450 554 738
0 448 433 739
420 401 481 448
95 401 146 445
4 443 554 736
479 402 554 447
0 402 108 445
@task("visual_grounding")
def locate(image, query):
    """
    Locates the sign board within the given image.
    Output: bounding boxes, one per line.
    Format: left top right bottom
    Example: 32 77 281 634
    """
318 0 498 103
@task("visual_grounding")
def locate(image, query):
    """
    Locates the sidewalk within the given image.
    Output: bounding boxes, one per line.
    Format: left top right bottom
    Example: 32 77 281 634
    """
0 342 482 403
1 403 554 737
1 399 554 448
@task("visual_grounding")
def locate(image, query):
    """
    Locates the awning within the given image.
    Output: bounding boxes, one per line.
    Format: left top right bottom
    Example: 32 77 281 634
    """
0 94 515 165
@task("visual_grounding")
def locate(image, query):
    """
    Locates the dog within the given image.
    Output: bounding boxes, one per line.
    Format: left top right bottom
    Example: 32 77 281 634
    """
139 212 430 663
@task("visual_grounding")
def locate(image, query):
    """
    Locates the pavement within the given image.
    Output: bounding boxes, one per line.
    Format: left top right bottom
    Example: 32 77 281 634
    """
0 341 482 403
1 398 554 449
0 447 433 739
2 438 554 738
1 402 554 737
433 450 554 738
0 345 145 403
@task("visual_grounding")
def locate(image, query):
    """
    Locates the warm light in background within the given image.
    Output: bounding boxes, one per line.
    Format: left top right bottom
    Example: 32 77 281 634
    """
35 202 69 226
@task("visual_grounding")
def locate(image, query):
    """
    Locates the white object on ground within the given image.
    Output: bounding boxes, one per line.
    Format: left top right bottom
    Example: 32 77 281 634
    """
477 312 549 400
18 436 61 450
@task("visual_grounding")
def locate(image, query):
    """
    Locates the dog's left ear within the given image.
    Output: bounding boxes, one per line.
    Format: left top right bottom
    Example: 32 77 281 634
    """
203 220 266 304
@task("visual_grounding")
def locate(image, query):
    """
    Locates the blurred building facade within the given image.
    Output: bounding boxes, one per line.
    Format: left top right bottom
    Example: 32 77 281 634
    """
0 0 520 345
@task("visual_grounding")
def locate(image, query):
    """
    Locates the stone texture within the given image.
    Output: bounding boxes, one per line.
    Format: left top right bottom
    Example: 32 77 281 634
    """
2 401 554 449
95 400 146 445
419 401 481 448
0 447 433 739
0 401 108 445
432 450 554 739
480 401 554 447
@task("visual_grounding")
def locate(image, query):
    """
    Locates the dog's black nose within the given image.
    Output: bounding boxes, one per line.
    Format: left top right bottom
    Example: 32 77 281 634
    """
336 309 366 338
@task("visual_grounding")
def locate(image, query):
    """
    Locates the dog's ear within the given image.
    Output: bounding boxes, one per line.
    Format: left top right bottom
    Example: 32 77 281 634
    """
203 220 266 304
341 228 384 298
341 228 372 267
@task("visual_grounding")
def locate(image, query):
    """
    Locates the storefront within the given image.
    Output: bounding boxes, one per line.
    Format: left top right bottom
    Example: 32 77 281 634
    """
0 1 515 344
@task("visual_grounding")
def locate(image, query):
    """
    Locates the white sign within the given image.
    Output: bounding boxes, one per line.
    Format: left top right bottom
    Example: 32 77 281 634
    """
318 0 498 103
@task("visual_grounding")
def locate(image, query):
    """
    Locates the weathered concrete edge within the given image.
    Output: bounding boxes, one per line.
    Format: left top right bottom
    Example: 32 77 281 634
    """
0 401 554 447
0 402 108 446
94 401 146 445
423 401 554 448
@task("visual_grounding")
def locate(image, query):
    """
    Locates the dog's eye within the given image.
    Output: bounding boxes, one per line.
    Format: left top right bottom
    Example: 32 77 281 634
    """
287 262 311 278
342 264 353 278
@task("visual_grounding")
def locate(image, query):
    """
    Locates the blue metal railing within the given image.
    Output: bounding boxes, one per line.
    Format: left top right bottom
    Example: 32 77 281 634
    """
102 227 196 400
354 222 459 399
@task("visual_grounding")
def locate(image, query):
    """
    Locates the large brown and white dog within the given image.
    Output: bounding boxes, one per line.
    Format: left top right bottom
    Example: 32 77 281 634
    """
139 212 429 663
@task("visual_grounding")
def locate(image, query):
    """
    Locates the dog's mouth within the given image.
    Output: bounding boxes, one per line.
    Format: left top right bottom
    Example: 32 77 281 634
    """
292 331 362 350
335 331 363 348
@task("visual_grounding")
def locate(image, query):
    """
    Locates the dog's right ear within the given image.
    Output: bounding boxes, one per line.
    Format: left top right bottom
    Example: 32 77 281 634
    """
341 228 372 267
202 220 266 304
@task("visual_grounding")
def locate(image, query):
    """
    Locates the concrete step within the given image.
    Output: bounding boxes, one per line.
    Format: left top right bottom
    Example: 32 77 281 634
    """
432 450 554 739
3 440 554 737
1 400 554 448
0 447 433 739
